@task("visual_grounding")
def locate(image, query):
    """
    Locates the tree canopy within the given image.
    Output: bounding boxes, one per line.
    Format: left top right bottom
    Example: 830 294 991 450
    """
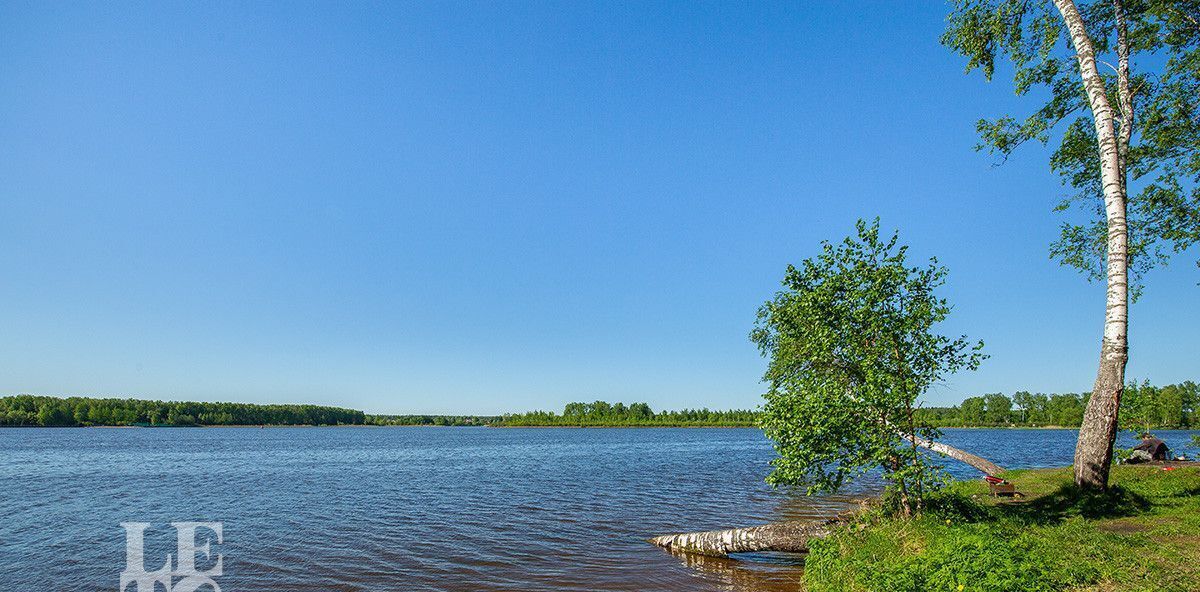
944 0 1199 292
752 219 985 513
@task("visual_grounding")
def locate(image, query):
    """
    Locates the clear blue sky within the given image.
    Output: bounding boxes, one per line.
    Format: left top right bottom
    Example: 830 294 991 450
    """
1 1 1195 414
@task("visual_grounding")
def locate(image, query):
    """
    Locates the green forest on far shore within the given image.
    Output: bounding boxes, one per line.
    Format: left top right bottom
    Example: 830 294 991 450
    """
498 380 1200 429
916 380 1199 430
366 414 499 427
2 380 1196 429
0 395 367 427
498 401 759 427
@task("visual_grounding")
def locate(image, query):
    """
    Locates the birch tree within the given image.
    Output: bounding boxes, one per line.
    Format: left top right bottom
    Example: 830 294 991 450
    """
943 0 1200 490
752 219 987 516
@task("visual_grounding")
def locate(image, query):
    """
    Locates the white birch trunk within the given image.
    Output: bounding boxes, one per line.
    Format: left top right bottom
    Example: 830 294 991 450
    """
1051 0 1130 491
649 519 837 557
650 437 1004 557
910 433 1005 476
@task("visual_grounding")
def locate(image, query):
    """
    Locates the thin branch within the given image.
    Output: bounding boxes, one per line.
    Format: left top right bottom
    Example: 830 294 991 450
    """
1113 0 1133 182
1170 7 1200 34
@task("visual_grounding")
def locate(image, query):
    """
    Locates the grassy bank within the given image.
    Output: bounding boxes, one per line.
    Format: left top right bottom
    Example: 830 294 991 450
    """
804 464 1200 592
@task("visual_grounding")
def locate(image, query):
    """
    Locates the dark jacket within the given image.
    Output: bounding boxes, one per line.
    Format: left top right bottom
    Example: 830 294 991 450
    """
1132 437 1170 460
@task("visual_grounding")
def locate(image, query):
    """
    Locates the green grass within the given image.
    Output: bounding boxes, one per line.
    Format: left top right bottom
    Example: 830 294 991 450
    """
803 465 1200 592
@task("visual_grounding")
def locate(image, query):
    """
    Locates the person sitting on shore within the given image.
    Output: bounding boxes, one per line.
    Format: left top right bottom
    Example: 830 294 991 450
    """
1127 433 1170 464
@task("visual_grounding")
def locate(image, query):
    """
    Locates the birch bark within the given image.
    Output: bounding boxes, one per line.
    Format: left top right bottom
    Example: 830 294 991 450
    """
649 519 836 557
1051 0 1131 491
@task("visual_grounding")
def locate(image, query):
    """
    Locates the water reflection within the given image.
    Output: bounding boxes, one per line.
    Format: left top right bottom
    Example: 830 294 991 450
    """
654 490 873 590
670 551 807 592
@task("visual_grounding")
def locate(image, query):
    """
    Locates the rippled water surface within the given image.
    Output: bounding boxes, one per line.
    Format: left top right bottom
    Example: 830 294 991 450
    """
2 427 1197 591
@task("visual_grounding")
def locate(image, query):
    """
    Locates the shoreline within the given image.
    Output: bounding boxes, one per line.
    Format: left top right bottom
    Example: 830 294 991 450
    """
3 424 1196 431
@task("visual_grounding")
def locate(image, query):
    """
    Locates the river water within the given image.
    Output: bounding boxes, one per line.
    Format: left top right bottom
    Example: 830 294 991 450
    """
2 427 1196 591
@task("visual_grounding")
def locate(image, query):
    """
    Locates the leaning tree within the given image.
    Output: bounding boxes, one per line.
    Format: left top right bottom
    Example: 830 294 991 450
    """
649 221 998 556
752 219 988 517
944 0 1199 490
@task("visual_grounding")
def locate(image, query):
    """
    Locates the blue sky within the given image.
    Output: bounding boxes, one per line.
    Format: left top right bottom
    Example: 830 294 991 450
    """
1 1 1195 414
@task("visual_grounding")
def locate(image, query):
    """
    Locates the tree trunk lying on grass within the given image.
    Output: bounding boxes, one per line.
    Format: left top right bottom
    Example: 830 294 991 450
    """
651 439 1003 557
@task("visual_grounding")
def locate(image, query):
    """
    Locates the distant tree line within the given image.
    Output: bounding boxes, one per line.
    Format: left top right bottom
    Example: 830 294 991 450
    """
4 381 1196 429
364 414 499 426
916 381 1199 429
499 382 1198 429
498 401 758 427
0 395 365 427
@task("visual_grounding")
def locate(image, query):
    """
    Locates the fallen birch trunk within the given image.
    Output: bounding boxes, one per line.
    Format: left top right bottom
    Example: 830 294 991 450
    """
910 434 1004 476
650 439 1003 557
649 519 837 557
